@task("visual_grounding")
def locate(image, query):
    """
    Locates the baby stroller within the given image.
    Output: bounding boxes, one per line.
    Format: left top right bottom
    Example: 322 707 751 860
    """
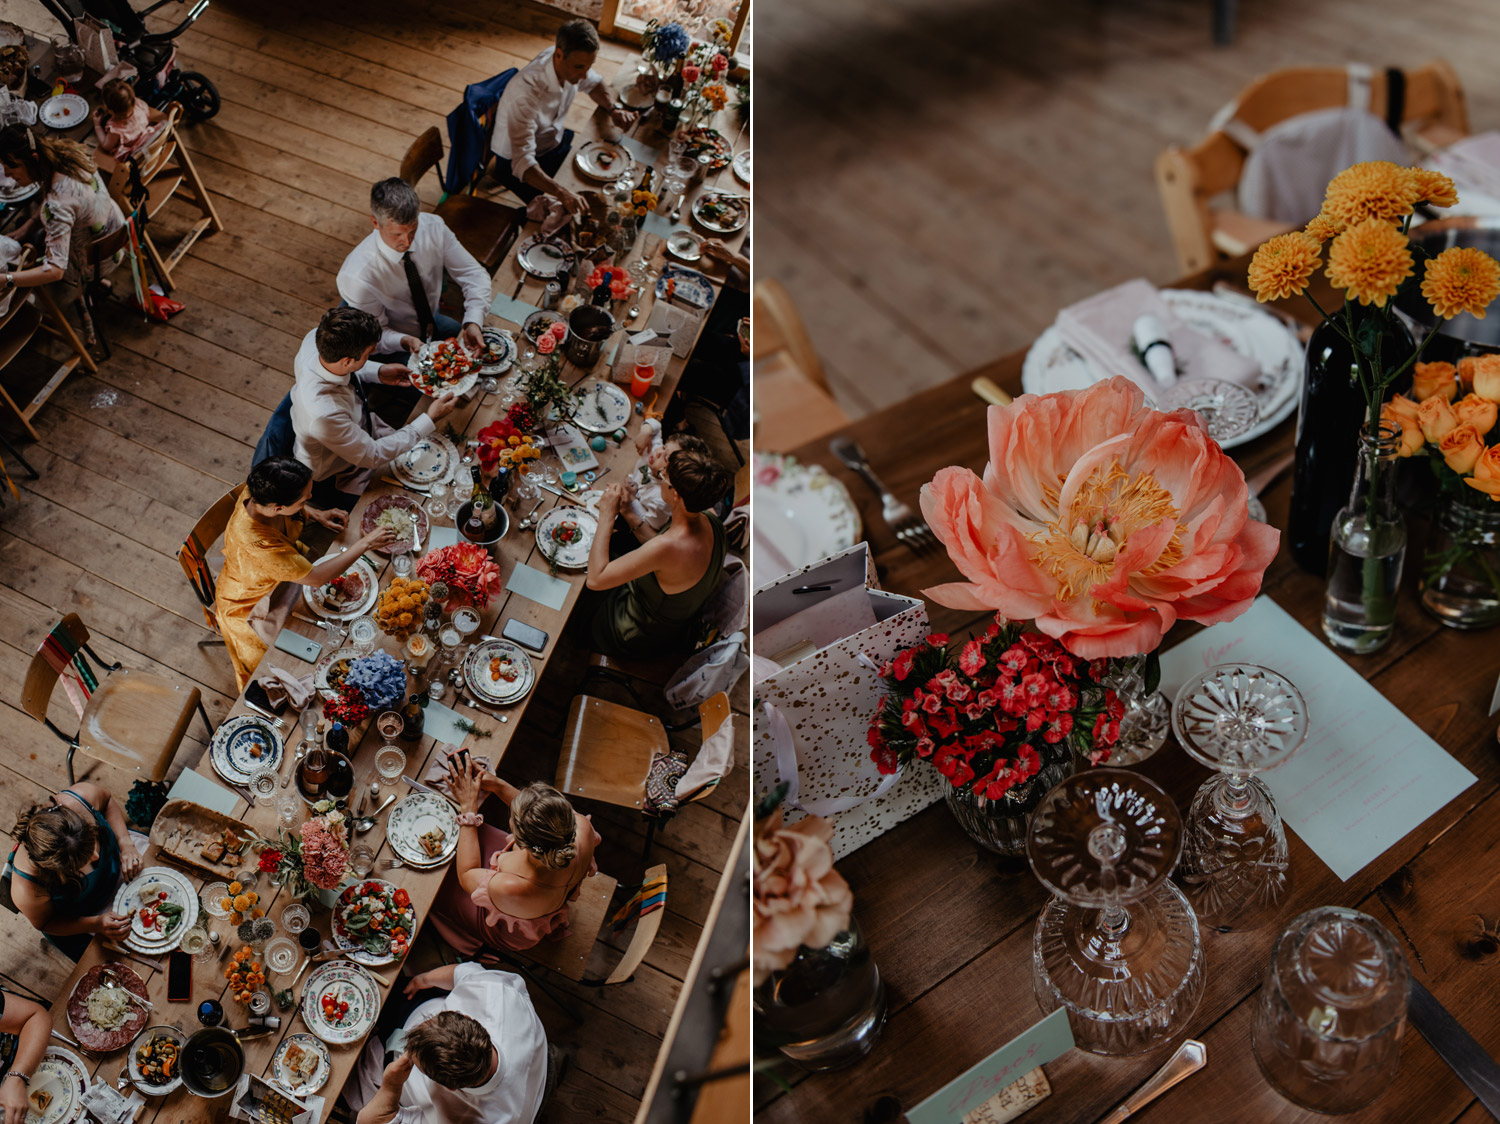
36 0 220 123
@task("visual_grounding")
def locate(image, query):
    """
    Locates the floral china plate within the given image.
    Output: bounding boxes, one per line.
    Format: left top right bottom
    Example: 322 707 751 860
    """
750 453 863 587
27 1047 88 1124
302 555 379 620
657 265 715 309
301 961 381 1045
478 327 516 375
407 338 480 398
464 638 535 705
517 236 575 280
209 714 284 786
572 381 632 434
111 866 199 954
392 433 459 491
272 1033 331 1097
361 493 428 555
385 791 458 868
535 508 596 570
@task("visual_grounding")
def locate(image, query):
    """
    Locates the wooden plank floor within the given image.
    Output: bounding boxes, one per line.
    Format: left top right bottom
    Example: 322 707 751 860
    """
0 2 747 1119
755 0 1500 417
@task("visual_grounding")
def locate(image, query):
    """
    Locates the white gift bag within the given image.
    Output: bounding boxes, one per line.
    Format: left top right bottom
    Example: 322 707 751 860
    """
752 542 945 859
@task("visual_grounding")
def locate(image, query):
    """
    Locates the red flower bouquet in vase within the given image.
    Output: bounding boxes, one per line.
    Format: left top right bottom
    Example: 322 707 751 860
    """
416 542 502 607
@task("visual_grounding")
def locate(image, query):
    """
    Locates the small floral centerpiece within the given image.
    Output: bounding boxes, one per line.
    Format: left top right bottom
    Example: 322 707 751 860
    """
626 187 657 232
417 542 503 607
1384 357 1500 627
374 577 430 641
343 650 406 710
516 351 575 424
641 19 689 79
323 684 369 728
585 264 635 303
677 20 733 132
260 804 350 899
475 417 542 475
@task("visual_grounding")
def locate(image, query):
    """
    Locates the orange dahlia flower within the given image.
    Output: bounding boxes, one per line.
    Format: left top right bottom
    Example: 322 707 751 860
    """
1421 246 1500 319
1410 167 1459 208
1247 232 1321 302
919 378 1279 659
1305 211 1342 244
1325 218 1413 307
1321 161 1421 227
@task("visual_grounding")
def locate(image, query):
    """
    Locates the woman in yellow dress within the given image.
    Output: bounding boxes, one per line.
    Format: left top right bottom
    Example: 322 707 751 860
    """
215 457 396 689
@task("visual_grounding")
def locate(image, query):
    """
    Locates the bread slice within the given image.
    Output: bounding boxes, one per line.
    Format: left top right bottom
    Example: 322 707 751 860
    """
418 828 447 858
30 1089 52 1114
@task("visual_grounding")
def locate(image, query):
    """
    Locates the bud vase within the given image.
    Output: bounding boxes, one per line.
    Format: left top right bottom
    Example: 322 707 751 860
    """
1323 424 1406 653
943 745 1076 857
753 920 886 1071
1420 492 1500 629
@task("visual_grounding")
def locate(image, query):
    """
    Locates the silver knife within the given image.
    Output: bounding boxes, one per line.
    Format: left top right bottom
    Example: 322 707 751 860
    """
1408 976 1500 1116
402 774 462 811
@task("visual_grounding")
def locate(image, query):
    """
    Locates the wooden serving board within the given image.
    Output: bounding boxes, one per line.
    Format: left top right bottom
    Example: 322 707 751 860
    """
148 799 257 880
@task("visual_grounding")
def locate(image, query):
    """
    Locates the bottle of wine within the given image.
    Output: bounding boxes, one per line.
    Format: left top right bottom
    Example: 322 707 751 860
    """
464 465 497 538
638 166 655 195
325 750 354 800
489 464 512 504
400 693 426 742
591 270 613 307
324 721 348 756
300 746 330 799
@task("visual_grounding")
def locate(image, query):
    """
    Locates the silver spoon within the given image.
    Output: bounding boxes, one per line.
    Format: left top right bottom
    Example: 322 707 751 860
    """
355 794 396 834
409 509 423 553
281 745 306 789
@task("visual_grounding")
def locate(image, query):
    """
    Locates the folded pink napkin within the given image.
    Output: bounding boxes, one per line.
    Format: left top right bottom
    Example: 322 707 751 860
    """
1056 279 1262 394
422 743 493 794
525 195 573 238
257 666 314 709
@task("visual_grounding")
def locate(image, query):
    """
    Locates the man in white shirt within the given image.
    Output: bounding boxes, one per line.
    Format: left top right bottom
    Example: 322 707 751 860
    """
291 306 458 509
338 178 493 362
352 963 548 1124
490 19 635 213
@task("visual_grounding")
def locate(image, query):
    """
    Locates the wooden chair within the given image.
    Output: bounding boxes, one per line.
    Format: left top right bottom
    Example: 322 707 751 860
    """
1156 60 1470 274
79 220 138 360
751 279 850 453
179 487 241 648
0 247 97 441
100 106 222 292
21 614 212 784
400 126 524 272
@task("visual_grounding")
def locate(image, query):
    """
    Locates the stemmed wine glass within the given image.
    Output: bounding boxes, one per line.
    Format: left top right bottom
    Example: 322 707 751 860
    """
424 480 449 521
1027 768 1205 1055
1171 663 1309 931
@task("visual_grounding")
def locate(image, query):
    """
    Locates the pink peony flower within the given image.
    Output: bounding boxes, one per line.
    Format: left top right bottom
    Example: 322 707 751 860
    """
682 63 701 84
548 320 567 340
920 377 1279 659
752 810 853 985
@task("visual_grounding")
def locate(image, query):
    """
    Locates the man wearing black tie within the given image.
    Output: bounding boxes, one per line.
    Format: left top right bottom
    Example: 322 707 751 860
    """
337 178 493 362
290 307 460 510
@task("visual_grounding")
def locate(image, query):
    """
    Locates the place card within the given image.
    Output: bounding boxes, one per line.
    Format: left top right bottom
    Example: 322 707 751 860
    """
490 292 541 326
422 700 473 747
167 768 240 816
640 210 678 239
906 1008 1074 1124
619 136 657 165
963 1069 1051 1124
505 562 570 611
1158 597 1477 881
426 525 460 552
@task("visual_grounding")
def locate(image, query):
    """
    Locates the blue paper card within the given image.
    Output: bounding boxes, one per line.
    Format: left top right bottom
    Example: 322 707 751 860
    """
906 1008 1074 1124
640 210 677 239
620 136 658 165
423 699 473 747
491 292 541 327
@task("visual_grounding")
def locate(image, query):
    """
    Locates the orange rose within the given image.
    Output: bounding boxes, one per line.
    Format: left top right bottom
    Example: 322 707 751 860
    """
1470 354 1500 403
1385 393 1420 422
1380 402 1424 456
1413 361 1458 402
1466 444 1500 501
1440 424 1487 475
1454 392 1500 437
1417 395 1460 443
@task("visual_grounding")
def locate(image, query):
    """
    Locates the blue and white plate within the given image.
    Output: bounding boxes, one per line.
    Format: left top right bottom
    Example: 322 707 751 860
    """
479 327 516 375
657 266 715 310
572 380 632 435
210 714 284 786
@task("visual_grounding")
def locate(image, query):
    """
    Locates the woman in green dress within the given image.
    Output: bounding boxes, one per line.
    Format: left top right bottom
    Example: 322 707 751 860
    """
588 442 731 658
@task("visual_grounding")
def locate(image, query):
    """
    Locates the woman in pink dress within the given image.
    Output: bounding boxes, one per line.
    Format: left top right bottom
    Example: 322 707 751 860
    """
430 760 601 955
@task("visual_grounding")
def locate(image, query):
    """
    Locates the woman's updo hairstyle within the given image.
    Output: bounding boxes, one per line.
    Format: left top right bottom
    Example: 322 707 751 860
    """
510 783 578 870
13 803 98 893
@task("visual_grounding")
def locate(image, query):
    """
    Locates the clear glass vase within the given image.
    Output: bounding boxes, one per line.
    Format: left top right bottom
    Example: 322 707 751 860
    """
1322 424 1407 654
1099 655 1170 767
753 920 886 1071
1420 492 1500 630
944 746 1076 857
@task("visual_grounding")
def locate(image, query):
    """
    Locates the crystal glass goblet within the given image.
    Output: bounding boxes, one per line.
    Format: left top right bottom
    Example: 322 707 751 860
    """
424 481 449 520
1172 663 1309 931
1156 378 1261 445
1027 768 1204 1055
1097 655 1170 766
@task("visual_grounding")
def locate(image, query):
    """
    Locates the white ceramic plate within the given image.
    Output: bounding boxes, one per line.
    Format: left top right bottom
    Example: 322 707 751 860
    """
39 94 87 130
535 508 596 570
112 867 198 954
464 638 535 705
302 556 379 620
127 1025 187 1095
208 714 284 787
1020 289 1303 450
332 878 416 967
406 339 480 398
666 230 702 262
517 236 574 280
732 150 751 185
750 453 863 587
28 1047 88 1124
392 433 459 491
312 647 362 702
691 191 748 234
301 962 381 1046
360 493 429 555
272 1033 332 1097
386 791 458 868
576 488 604 516
574 140 636 182
572 380 632 435
479 327 515 375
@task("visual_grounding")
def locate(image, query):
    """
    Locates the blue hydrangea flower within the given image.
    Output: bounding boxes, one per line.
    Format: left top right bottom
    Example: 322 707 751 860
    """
650 22 689 62
345 651 407 710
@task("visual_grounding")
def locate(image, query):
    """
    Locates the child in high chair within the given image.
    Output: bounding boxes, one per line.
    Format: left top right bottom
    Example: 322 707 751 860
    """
93 79 165 155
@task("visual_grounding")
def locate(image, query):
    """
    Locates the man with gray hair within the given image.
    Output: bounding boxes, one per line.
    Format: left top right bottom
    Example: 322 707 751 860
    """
490 19 635 213
337 177 492 361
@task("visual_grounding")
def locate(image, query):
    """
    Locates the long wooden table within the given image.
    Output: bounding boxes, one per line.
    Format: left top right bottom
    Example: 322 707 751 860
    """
754 259 1500 1124
44 61 747 1124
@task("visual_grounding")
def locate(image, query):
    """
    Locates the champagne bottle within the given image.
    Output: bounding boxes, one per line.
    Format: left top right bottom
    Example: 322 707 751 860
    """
638 166 655 195
465 465 497 538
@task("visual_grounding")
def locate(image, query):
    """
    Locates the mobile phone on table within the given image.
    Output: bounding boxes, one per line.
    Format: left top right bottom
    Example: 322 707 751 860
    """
244 680 287 717
501 618 549 655
273 629 322 663
167 950 191 1002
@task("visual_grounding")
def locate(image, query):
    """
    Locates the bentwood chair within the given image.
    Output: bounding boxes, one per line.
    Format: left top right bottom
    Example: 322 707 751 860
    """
179 487 241 648
400 126 524 272
751 279 850 453
21 614 213 783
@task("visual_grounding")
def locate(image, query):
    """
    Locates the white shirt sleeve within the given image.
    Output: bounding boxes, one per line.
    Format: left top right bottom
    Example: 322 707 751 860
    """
437 221 493 326
506 85 544 184
309 402 435 471
580 68 604 97
338 269 408 357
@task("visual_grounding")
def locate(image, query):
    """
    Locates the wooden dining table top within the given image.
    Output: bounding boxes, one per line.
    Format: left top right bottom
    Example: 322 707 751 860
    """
43 71 747 1124
755 258 1500 1124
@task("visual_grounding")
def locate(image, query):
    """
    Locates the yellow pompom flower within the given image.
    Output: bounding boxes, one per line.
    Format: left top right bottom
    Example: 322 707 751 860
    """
1325 218 1413 307
1420 246 1500 319
1321 161 1422 227
1304 211 1342 244
1409 167 1459 208
1247 232 1322 302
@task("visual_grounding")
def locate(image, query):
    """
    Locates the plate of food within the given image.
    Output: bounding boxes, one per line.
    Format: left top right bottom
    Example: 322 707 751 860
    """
271 1034 331 1098
732 150 750 185
26 1046 88 1124
0 181 40 204
361 493 428 556
523 309 566 345
691 191 748 234
392 433 459 491
149 800 255 879
407 338 480 398
209 713 284 785
67 964 150 1053
478 326 516 375
127 1025 186 1095
535 508 596 571
39 94 88 130
571 380 633 435
301 962 381 1046
463 637 536 706
517 235 575 280
303 555 379 620
657 265 716 310
666 230 702 262
111 867 199 954
312 647 361 702
681 126 732 171
332 879 417 966
574 139 636 182
385 791 458 868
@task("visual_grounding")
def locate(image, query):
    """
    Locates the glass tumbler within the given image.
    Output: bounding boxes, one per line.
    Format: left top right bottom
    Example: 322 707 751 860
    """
1252 906 1408 1114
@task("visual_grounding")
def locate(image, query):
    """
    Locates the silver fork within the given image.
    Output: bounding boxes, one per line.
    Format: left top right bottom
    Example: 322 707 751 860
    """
829 437 936 551
381 858 405 870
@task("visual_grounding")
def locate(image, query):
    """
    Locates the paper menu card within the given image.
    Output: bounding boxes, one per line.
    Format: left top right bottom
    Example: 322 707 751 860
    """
1158 597 1477 881
906 1008 1073 1124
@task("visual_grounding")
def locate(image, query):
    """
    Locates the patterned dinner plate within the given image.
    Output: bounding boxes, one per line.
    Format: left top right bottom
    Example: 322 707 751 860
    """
332 879 417 967
271 1033 331 1097
732 150 751 185
27 1046 88 1124
360 493 428 556
517 235 574 280
750 452 863 588
38 94 88 130
535 508 596 571
111 867 198 955
303 555 379 620
385 791 458 868
690 191 748 235
657 265 716 309
391 433 459 491
478 327 516 375
208 714 284 786
571 381 632 435
406 338 481 399
312 647 362 703
463 638 535 705
574 139 636 182
301 962 381 1046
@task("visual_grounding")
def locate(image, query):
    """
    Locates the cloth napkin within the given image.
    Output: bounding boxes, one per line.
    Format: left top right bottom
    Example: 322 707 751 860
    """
525 194 573 238
677 712 735 799
257 666 314 710
1055 278 1262 394
422 743 493 794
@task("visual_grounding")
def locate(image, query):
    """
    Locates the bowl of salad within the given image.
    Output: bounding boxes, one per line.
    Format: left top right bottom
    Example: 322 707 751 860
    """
407 338 481 398
332 879 416 966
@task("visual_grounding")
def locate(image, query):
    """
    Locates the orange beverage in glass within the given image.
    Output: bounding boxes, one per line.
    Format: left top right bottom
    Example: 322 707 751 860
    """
631 362 656 397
